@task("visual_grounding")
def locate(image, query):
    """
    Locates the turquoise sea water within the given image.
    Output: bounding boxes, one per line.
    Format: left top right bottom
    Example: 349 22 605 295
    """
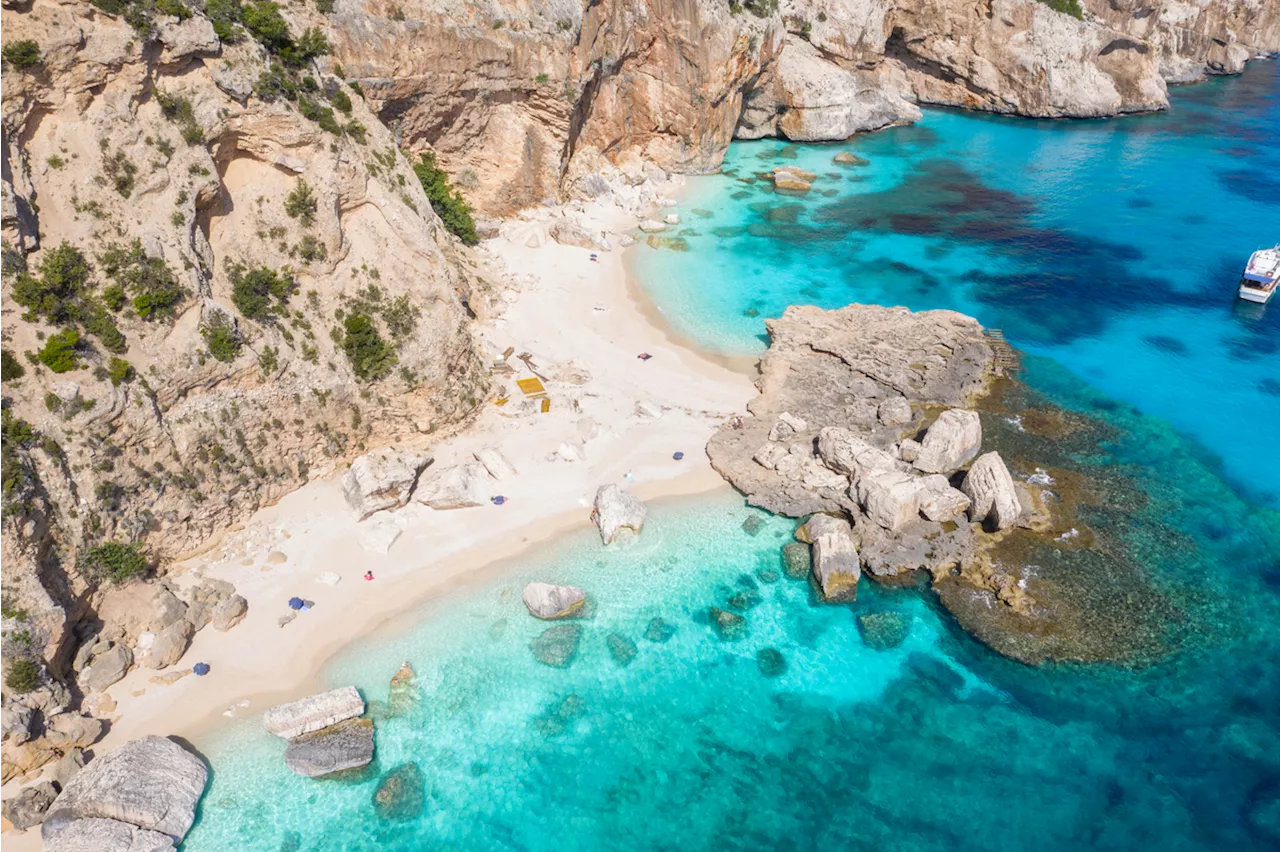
184 65 1280 850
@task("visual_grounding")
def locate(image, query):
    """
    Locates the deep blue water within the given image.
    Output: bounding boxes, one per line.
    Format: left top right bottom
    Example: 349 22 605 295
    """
183 65 1280 850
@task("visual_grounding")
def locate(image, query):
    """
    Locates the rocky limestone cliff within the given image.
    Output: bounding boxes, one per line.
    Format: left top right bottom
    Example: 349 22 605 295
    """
0 0 488 775
326 0 1278 215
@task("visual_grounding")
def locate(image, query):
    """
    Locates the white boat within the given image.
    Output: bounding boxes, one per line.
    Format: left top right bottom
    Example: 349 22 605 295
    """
1239 245 1280 304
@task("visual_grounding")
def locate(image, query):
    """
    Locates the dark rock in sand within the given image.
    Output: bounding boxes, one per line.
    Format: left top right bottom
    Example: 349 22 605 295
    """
856 611 911 650
709 607 747 641
781 541 811 579
373 762 425 821
284 717 375 778
644 618 676 643
756 648 788 678
531 624 582 668
606 633 638 666
2 781 58 829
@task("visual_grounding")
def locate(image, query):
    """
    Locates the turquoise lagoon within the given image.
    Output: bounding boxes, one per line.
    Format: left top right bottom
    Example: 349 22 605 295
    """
184 65 1280 850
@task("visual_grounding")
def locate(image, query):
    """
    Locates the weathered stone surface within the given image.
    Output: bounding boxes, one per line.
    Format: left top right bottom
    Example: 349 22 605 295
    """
43 712 104 750
97 584 188 643
2 780 58 829
79 643 132 693
283 717 375 778
914 409 983 474
2 700 36 745
521 583 587 620
412 461 492 510
592 484 647 544
42 816 176 852
41 736 207 844
817 427 899 479
210 594 248 632
855 470 925 533
137 619 194 671
769 412 808 442
918 475 972 523
877 396 914 426
373 762 425 821
342 449 432 521
962 452 1023 531
811 522 861 602
474 447 517 481
550 219 611 251
264 686 366 740
857 611 912 650
531 624 582 668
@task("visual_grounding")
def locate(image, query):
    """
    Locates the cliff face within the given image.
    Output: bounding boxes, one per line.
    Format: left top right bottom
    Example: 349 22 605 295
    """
328 0 1277 217
1 2 488 678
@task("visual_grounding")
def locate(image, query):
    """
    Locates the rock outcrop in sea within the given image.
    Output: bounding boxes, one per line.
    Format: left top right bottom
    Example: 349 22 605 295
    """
265 687 374 778
707 303 1157 664
591 485 647 544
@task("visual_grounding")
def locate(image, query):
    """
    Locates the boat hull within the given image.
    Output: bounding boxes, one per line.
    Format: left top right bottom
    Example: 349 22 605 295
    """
1238 286 1273 304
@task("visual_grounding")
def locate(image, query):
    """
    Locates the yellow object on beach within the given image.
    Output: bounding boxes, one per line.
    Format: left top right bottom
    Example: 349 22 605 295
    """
517 377 546 396
493 395 510 407
541 398 551 413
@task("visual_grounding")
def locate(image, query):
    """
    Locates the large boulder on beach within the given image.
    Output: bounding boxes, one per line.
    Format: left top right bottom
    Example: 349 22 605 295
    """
264 686 366 739
913 409 983 474
592 484 646 544
42 817 177 852
962 452 1023 531
96 583 187 642
412 461 492 509
342 448 432 520
2 780 58 829
137 618 194 670
41 736 207 845
283 717 375 778
522 583 587 620
810 519 860 602
79 643 132 693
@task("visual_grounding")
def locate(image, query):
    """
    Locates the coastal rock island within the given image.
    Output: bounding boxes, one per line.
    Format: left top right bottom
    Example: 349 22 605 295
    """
708 304 1149 664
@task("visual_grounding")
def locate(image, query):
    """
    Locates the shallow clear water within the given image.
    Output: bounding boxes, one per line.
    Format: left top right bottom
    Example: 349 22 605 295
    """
184 66 1280 851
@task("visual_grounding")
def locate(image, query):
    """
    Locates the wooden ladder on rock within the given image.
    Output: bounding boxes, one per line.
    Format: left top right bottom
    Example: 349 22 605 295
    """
987 329 1019 374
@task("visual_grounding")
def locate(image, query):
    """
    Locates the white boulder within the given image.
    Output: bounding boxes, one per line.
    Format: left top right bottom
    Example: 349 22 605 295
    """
913 409 982 474
962 452 1023 531
592 484 646 544
918 475 972 523
412 461 492 509
522 583 587 619
809 518 860 602
474 447 517 481
341 449 431 520
263 686 365 740
855 470 924 532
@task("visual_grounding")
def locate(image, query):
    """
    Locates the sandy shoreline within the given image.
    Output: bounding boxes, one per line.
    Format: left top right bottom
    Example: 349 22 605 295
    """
0 178 755 847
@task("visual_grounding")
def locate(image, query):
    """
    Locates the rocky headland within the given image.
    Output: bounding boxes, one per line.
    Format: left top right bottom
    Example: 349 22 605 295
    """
708 303 1171 665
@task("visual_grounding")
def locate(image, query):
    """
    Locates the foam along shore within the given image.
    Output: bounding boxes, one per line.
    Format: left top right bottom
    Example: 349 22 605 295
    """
6 185 754 797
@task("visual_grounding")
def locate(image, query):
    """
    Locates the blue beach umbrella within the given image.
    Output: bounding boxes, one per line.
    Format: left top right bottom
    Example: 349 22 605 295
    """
288 597 304 610
193 662 210 676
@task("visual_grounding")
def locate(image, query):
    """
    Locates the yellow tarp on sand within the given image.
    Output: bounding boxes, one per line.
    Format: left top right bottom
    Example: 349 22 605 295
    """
517 377 546 397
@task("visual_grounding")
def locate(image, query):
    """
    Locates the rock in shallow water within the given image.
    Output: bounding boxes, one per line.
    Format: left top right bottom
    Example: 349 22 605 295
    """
592 484 647 544
606 633 638 667
373 762 425 821
521 583 587 620
756 648 788 678
644 618 676 643
709 607 747 641
531 624 582 668
781 541 812 579
264 686 366 740
283 717 375 778
856 611 912 651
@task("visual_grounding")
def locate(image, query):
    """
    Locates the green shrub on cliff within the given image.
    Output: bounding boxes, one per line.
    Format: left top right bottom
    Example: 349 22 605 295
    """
202 312 243 362
38 329 83 374
2 40 42 71
340 312 396 381
413 152 478 246
5 658 39 693
1 349 25 382
78 541 149 585
13 241 91 324
229 261 295 320
284 179 318 226
1037 0 1083 18
100 239 186 321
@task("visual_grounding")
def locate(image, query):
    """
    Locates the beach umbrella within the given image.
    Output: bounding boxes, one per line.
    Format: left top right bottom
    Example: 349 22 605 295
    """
492 495 506 505
673 452 685 460
193 662 210 676
288 596 304 610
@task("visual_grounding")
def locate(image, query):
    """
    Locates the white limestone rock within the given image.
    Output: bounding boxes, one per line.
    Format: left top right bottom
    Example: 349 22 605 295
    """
412 461 492 509
474 447 517 481
913 409 983 474
521 583 587 619
263 686 365 740
918 475 972 523
592 484 647 544
769 412 808 442
810 519 860 602
878 396 914 426
817 427 899 479
341 449 432 521
855 470 924 533
43 817 176 852
962 452 1023 531
40 736 207 845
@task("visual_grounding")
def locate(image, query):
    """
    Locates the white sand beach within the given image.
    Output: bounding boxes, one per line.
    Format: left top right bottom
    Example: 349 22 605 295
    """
62 190 755 763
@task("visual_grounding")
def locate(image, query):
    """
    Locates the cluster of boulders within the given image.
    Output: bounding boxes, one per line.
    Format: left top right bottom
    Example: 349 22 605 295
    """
342 446 517 523
708 304 1047 621
264 686 374 779
36 735 208 852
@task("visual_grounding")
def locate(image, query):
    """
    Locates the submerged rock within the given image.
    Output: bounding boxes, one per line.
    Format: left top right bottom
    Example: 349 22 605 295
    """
644 618 676 643
781 541 811 579
373 762 426 821
388 661 420 717
531 624 582 668
283 717 375 778
756 648 788 678
856 611 912 651
741 514 764 536
522 583 587 620
709 607 747 641
606 633 638 667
